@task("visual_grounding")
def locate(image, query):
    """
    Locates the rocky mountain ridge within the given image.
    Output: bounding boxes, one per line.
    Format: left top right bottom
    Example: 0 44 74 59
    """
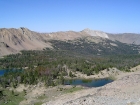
0 27 140 56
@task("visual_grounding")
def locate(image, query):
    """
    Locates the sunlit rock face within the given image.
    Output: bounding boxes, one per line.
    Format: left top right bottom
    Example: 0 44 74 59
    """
82 28 109 39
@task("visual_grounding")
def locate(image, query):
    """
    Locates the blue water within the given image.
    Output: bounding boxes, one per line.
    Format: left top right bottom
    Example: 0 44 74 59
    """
0 69 23 76
0 70 6 76
64 78 113 87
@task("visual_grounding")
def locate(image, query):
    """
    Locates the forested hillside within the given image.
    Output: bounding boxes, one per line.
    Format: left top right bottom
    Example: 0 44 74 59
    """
0 48 140 88
50 37 140 55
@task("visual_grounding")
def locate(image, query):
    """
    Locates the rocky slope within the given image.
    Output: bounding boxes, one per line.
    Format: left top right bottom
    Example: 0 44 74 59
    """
0 28 51 56
43 65 140 105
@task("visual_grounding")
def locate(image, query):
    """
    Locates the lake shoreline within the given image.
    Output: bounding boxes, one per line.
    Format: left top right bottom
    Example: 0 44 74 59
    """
42 65 140 105
64 78 113 87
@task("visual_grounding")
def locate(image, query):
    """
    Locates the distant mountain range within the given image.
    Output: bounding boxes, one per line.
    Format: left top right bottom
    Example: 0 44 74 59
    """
0 27 140 56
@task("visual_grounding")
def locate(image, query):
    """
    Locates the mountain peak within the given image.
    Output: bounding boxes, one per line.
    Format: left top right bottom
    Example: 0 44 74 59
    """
82 28 109 38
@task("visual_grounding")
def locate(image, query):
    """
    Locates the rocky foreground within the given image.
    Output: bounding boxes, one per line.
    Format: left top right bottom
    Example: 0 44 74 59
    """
43 66 140 105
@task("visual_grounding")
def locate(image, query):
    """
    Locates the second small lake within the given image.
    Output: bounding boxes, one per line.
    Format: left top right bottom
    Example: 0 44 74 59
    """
64 78 113 87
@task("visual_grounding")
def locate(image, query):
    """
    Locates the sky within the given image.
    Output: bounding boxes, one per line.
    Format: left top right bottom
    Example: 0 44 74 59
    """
0 0 140 33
